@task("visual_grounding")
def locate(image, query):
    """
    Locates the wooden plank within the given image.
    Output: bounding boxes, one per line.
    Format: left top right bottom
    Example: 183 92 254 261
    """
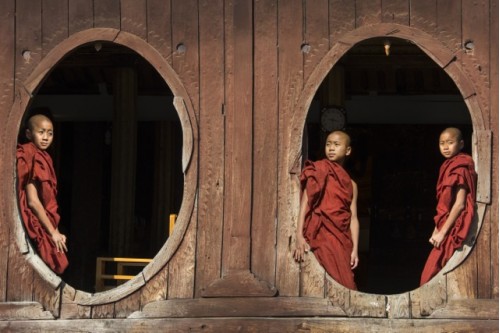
0 302 54 320
275 0 304 297
130 297 346 318
428 299 498 319
171 0 200 114
6 243 34 302
410 0 437 34
355 0 382 28
195 0 225 297
436 0 462 51
114 290 141 318
490 0 499 299
41 0 69 57
121 0 147 40
304 0 329 81
221 0 253 275
140 265 168 307
346 291 386 317
386 293 410 319
147 0 172 63
94 0 120 29
167 199 197 299
32 273 60 318
2 318 497 332
15 0 42 84
0 0 15 303
68 0 93 35
381 0 409 25
251 0 278 286
300 254 325 298
91 303 114 319
329 0 355 44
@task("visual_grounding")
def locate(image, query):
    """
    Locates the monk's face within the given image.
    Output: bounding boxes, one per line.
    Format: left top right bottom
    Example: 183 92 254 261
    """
26 117 54 150
439 130 463 159
325 132 351 163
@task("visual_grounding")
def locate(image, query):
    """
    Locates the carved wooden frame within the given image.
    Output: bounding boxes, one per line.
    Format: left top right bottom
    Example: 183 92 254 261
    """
287 23 491 317
5 28 198 306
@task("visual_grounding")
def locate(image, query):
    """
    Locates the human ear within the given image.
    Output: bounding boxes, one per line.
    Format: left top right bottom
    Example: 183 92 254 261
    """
346 146 352 156
25 129 32 140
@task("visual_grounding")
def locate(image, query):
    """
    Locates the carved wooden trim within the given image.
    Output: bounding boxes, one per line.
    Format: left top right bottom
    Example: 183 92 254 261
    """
0 302 54 320
5 28 198 306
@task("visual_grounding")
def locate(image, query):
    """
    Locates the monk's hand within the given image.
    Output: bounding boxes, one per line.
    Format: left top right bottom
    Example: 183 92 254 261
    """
430 231 445 248
52 230 68 253
293 234 309 262
350 251 359 269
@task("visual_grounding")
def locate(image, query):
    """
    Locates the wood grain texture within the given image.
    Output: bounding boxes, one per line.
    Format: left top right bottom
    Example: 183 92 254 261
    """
94 0 120 29
195 0 225 297
41 0 68 57
121 0 147 40
275 0 304 297
0 318 498 332
300 250 325 298
381 0 409 25
252 0 279 286
355 0 382 28
410 0 437 33
140 264 168 307
147 0 172 63
114 289 141 318
329 0 356 44
0 0 15 303
0 302 54 320
304 0 329 81
489 0 499 299
436 0 462 52
15 0 42 85
68 0 93 35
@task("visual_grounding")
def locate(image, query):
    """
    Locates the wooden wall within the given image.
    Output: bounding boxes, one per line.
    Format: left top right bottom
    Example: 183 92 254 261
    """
0 0 497 331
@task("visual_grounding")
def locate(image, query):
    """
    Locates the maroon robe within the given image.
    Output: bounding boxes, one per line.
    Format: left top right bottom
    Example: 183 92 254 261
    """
300 159 356 290
420 153 477 285
17 142 68 274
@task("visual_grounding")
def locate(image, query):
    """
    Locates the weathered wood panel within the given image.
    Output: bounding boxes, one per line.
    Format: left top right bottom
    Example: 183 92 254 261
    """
251 0 278 286
146 0 172 63
1 318 497 332
121 0 147 40
195 0 225 297
410 0 437 34
382 0 409 25
489 0 499 299
329 0 355 44
41 0 68 57
68 0 93 35
94 0 120 29
356 0 382 28
436 0 462 51
171 0 200 115
276 0 304 296
0 0 15 303
15 0 42 85
222 0 253 276
304 0 329 81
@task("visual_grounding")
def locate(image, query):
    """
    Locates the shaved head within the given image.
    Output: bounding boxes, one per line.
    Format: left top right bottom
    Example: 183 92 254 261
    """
27 114 52 131
330 130 351 146
441 127 463 142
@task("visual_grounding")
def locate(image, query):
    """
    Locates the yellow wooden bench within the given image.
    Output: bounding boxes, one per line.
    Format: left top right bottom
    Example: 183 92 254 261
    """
95 214 177 292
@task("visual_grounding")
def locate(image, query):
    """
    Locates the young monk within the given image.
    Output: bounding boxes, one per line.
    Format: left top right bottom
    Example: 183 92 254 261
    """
420 127 477 285
293 130 359 290
17 114 68 274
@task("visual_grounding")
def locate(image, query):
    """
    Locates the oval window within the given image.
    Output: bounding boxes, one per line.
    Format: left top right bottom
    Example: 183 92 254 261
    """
302 37 472 294
18 42 183 293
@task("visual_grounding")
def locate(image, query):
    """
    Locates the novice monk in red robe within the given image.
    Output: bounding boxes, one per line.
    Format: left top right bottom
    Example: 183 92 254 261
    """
293 131 360 290
17 114 68 275
420 127 477 285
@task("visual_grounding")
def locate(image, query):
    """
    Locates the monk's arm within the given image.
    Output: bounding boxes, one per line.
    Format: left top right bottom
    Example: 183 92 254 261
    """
349 181 360 269
293 189 310 262
25 182 67 252
431 186 467 248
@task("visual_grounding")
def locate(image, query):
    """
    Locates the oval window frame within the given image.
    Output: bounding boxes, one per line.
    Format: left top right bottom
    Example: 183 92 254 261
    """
7 28 198 306
287 23 491 315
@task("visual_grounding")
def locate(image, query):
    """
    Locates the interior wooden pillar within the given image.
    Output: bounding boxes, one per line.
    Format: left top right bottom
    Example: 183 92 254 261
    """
150 121 174 254
109 67 138 256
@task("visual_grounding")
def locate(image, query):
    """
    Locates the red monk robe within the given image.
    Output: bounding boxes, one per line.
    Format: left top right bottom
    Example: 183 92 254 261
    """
420 152 477 285
300 159 356 290
16 142 68 274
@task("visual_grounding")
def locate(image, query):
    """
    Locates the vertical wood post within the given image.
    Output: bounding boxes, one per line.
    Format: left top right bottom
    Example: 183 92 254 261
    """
109 67 137 256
